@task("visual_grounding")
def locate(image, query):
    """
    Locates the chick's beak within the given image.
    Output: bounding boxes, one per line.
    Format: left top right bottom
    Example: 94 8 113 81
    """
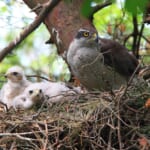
5 73 13 79
4 73 9 78
4 74 7 78
33 89 40 97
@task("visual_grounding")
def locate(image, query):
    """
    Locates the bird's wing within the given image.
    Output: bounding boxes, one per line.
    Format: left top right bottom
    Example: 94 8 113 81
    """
0 83 8 102
99 38 139 77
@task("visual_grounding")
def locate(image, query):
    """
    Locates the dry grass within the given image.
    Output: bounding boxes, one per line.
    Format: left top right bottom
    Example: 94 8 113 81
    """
0 79 150 150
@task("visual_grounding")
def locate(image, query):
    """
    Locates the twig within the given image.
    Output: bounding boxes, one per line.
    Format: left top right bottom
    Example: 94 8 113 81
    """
31 98 48 120
117 105 122 150
142 35 150 44
137 23 145 53
0 101 9 112
43 120 49 150
0 132 41 141
0 131 45 136
107 127 112 150
127 63 141 87
80 53 103 70
0 0 61 62
26 75 54 82
132 15 139 57
117 62 141 100
30 3 43 13
124 33 133 45
10 141 16 150
89 1 112 20
16 134 40 141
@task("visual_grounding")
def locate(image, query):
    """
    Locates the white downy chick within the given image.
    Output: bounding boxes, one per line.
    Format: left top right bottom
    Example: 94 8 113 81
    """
13 83 45 110
12 94 33 110
12 81 79 110
0 66 31 109
42 82 77 103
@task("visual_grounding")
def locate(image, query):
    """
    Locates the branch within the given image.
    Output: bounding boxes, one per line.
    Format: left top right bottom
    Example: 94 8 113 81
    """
137 23 145 57
123 33 133 46
0 0 61 62
0 132 42 141
142 35 150 44
132 15 139 57
89 1 112 20
26 75 54 82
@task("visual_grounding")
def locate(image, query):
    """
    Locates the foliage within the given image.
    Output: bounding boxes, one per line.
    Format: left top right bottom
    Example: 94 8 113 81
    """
0 0 150 89
0 0 70 88
0 1 150 149
92 0 150 63
125 0 149 15
81 0 150 17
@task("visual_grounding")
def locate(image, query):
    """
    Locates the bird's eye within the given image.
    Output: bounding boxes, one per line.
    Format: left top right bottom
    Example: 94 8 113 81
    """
29 90 33 94
22 98 26 102
13 72 18 76
39 89 42 93
83 32 89 37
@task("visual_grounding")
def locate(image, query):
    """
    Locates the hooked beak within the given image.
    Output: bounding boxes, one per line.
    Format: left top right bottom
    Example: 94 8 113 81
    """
33 89 40 97
92 33 98 42
4 73 8 78
35 89 39 95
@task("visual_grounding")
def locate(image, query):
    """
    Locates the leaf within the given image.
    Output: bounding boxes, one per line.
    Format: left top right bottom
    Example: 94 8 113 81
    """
125 0 149 15
81 0 93 18
138 137 148 147
145 98 150 108
73 77 81 86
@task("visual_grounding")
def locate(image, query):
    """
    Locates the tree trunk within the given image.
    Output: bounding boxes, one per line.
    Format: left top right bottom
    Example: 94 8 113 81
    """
23 0 95 56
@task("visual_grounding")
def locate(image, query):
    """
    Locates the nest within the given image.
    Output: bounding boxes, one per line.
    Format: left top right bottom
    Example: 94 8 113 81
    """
0 79 150 150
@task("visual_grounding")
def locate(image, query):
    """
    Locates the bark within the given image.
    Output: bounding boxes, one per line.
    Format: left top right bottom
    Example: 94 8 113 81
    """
23 0 95 57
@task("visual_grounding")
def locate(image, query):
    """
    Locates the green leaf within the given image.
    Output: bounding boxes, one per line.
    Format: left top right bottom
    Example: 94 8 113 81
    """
1 6 8 12
125 0 149 15
81 0 93 18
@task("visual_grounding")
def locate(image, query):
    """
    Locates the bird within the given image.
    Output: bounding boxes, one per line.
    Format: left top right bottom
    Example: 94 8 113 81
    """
42 82 77 103
23 83 45 102
12 94 34 110
12 81 79 110
139 65 150 86
27 82 78 102
12 85 45 110
67 28 139 91
0 66 31 109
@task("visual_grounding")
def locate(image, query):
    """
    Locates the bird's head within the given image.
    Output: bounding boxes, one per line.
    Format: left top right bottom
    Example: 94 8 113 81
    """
74 28 98 46
28 88 43 102
5 66 25 83
13 95 33 110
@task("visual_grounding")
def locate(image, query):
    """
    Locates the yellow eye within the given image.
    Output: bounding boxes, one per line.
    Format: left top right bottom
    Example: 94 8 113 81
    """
83 32 89 37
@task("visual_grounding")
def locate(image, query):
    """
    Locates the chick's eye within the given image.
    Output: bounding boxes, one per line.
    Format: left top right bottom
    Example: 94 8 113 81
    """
29 90 33 94
22 98 26 102
83 32 89 37
13 72 18 76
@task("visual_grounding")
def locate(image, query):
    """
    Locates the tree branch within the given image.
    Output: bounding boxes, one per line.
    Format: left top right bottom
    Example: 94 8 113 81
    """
142 35 150 44
132 15 139 57
89 1 112 20
123 33 133 46
27 75 54 82
137 23 145 55
0 0 61 62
